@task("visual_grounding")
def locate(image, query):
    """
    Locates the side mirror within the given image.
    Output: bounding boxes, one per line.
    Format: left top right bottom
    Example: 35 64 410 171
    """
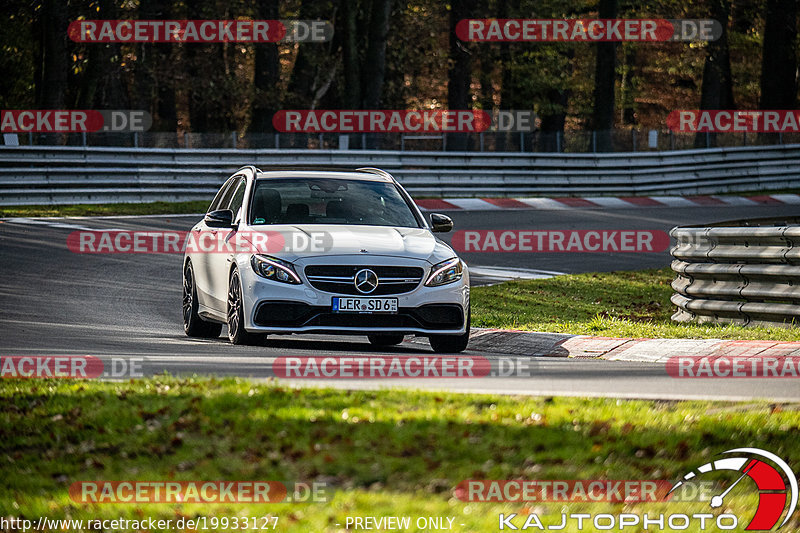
430 213 454 233
204 209 234 228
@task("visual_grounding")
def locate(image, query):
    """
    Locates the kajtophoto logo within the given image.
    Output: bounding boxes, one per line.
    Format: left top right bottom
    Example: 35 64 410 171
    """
669 448 798 531
493 448 797 530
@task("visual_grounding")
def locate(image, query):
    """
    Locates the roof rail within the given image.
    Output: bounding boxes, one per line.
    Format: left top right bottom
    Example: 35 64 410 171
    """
235 165 261 176
355 167 394 179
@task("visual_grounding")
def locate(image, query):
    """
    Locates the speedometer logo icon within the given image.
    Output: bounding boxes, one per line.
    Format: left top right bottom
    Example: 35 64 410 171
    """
669 448 798 530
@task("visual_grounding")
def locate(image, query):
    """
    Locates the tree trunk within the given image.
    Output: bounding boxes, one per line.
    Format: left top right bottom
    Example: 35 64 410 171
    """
134 0 177 133
285 0 330 109
361 0 393 109
340 0 361 109
538 49 574 153
446 0 474 151
252 0 281 133
760 0 797 109
592 0 618 152
695 0 735 148
619 43 637 125
38 0 68 110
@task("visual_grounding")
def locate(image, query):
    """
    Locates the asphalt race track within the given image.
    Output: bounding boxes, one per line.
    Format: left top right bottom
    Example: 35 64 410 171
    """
2 204 798 401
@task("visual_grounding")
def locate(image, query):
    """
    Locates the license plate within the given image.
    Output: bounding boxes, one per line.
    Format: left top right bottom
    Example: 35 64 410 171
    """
332 297 398 314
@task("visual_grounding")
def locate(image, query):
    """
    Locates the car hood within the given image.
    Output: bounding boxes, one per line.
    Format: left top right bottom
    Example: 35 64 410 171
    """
240 224 456 264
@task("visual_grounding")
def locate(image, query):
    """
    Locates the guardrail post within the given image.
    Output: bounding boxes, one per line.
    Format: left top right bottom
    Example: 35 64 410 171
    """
779 132 784 145
632 129 637 151
274 133 279 149
401 134 405 151
82 132 87 147
28 132 33 145
133 132 138 148
705 132 710 148
519 132 524 152
592 131 597 153
479 132 484 152
556 131 561 152
184 132 189 148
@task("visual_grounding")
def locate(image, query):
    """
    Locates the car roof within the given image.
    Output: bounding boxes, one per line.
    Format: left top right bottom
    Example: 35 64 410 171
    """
254 170 394 183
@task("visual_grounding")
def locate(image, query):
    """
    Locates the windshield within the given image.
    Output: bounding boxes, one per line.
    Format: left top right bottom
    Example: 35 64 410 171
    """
249 178 421 228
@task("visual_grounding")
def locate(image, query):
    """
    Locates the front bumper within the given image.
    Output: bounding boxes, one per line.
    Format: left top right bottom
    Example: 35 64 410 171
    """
238 255 470 335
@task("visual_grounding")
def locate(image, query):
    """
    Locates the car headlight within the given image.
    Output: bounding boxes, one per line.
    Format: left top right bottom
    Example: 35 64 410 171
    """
425 258 463 287
250 254 301 284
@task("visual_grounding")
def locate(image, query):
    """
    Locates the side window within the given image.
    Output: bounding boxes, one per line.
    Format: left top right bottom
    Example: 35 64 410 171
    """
216 176 241 212
226 180 247 221
208 177 235 213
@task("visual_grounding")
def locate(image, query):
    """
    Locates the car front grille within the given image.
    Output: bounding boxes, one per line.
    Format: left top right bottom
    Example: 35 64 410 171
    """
304 265 424 295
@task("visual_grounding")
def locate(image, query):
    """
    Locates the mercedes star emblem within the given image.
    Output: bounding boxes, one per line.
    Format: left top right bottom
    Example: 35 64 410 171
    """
354 269 379 294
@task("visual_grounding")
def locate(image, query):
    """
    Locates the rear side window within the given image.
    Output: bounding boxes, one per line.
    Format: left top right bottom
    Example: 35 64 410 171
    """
215 177 242 212
208 177 235 213
226 180 248 220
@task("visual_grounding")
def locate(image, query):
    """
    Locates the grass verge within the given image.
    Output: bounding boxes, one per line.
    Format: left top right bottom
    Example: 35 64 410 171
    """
2 378 799 532
0 201 208 218
471 268 800 341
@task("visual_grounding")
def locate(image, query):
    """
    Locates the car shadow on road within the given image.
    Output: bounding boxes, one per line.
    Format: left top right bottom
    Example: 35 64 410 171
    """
261 336 433 354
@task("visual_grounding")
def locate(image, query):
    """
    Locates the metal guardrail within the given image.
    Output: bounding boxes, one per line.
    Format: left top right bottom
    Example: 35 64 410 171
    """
670 217 800 327
10 129 800 153
2 144 800 205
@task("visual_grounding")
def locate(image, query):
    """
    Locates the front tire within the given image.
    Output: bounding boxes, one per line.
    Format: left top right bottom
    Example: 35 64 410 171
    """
429 308 470 353
227 269 264 345
367 334 405 346
183 262 222 338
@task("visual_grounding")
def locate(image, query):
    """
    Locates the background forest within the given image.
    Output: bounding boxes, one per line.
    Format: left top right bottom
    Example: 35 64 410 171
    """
1 0 797 148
